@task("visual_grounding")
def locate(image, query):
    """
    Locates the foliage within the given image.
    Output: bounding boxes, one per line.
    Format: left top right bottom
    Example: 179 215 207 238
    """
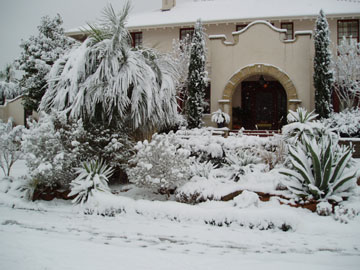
313 9 334 118
21 113 77 189
40 3 180 138
333 37 360 110
127 132 193 194
69 159 113 205
280 135 357 201
21 112 134 192
211 109 230 125
282 107 334 144
185 19 208 128
171 34 192 107
0 64 22 105
190 158 216 179
323 108 360 137
0 120 24 176
224 148 264 181
16 14 75 112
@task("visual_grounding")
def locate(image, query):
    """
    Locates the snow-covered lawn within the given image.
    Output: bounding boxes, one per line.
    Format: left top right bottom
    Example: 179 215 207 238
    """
1 161 360 270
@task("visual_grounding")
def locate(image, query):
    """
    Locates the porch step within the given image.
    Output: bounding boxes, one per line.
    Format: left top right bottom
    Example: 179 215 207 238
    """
230 129 281 137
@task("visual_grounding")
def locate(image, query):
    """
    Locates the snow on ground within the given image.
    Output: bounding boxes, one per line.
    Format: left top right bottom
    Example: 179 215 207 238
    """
1 160 360 269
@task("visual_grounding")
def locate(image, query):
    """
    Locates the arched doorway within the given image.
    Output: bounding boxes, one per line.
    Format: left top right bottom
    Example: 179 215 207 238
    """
221 64 300 129
232 75 287 130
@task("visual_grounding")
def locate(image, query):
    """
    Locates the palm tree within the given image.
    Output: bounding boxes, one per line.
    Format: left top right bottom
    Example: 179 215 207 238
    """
40 2 179 137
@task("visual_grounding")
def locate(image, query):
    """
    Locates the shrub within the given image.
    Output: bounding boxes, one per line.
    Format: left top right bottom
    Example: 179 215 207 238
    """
22 113 75 190
0 120 24 176
22 113 134 196
127 132 193 194
190 158 216 179
224 148 264 181
280 135 357 201
324 108 360 138
68 159 113 205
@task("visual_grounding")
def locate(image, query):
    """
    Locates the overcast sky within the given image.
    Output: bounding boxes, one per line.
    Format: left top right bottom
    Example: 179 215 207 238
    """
0 0 162 69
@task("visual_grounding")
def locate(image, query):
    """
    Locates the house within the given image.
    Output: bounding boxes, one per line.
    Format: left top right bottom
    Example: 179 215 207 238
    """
61 0 360 130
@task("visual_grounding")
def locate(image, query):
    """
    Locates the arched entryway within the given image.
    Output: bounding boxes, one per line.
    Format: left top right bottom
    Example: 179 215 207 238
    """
221 64 300 130
232 75 287 130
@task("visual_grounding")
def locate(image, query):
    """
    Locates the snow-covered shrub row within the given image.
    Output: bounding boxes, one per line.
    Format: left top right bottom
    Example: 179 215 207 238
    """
67 190 298 231
323 108 360 138
127 132 193 194
21 113 133 198
176 129 287 170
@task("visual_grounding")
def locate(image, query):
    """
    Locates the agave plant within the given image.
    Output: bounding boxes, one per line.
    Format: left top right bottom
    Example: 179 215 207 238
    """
280 136 357 201
69 159 114 205
282 107 335 144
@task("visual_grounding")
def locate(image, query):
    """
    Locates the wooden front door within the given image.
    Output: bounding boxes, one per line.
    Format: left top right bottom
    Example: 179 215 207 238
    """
241 81 287 130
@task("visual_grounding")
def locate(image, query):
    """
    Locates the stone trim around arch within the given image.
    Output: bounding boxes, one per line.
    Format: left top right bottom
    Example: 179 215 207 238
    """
220 63 300 129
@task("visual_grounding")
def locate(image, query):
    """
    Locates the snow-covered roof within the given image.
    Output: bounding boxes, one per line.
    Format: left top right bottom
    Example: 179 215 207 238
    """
67 0 360 34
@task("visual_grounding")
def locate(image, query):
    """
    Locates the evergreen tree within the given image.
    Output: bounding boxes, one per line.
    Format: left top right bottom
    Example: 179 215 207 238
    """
185 19 207 128
17 14 74 112
313 9 334 118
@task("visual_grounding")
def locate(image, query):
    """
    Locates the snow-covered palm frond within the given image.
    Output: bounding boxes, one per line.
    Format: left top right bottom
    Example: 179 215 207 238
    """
40 3 179 136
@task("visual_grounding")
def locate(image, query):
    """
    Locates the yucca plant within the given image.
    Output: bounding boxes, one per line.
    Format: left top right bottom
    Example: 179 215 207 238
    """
280 136 357 201
283 107 335 145
69 159 114 205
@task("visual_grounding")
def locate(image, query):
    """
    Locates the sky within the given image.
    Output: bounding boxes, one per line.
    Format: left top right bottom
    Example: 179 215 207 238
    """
0 0 162 69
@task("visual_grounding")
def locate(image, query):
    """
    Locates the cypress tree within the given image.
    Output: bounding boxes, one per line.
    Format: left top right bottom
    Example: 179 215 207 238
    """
185 19 207 128
313 9 334 118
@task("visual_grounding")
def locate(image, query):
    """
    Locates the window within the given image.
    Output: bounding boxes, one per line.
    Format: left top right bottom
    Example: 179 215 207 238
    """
236 24 247 32
130 32 142 48
180 28 194 41
281 22 294 40
204 83 211 114
337 20 359 44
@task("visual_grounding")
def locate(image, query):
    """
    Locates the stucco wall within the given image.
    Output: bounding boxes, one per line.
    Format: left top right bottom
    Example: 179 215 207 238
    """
209 22 313 116
0 96 25 125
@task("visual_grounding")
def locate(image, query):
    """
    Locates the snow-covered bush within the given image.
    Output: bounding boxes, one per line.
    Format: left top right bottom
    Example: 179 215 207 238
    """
333 204 360 223
280 135 357 201
22 113 76 191
211 109 230 125
316 201 333 216
224 148 264 181
190 158 216 179
55 119 134 182
22 112 134 196
233 190 260 209
128 132 193 194
69 159 113 205
0 120 24 176
40 4 179 138
324 108 360 137
282 107 334 144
